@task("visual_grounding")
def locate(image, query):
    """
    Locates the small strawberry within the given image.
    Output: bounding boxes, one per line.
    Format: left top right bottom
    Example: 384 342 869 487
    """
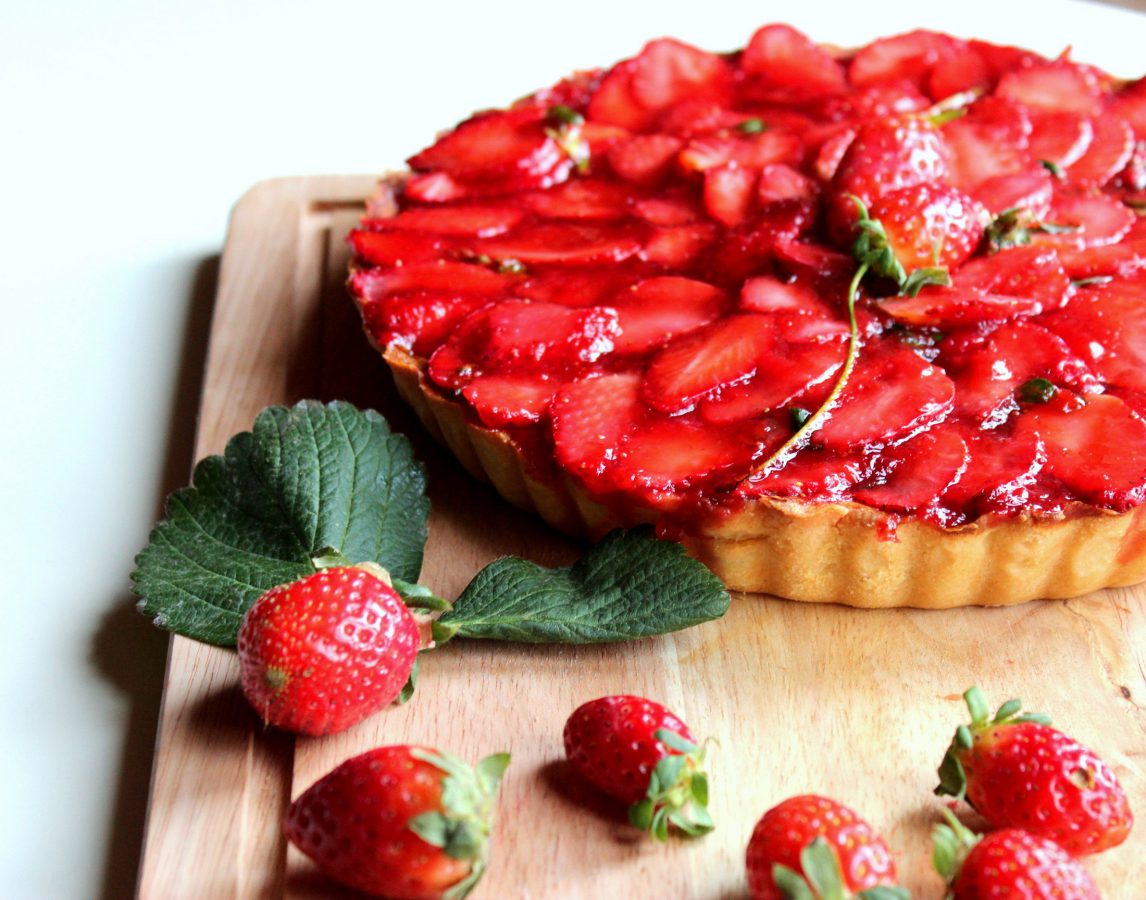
745 795 906 900
285 745 509 899
868 182 987 272
563 695 713 840
936 686 1134 855
932 810 1100 900
237 565 421 736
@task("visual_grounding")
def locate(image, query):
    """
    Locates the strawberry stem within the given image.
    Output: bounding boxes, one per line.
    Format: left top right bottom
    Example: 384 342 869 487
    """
750 261 866 477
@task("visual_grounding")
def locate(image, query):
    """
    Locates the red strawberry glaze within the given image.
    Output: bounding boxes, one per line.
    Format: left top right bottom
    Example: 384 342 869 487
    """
350 26 1146 539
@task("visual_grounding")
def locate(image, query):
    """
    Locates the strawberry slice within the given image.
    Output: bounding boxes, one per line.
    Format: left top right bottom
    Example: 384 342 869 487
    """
641 313 776 413
878 288 1043 328
461 375 558 428
812 128 856 182
1013 392 1146 505
870 182 987 271
1026 112 1093 169
607 134 684 186
587 60 650 131
773 238 854 282
757 164 817 203
657 99 741 136
513 265 643 308
1067 117 1135 186
940 426 1045 512
1113 77 1146 139
926 43 991 101
703 163 757 226
408 107 567 184
943 96 1031 189
1043 281 1146 392
970 168 1053 218
349 230 446 267
968 39 1045 81
699 336 844 424
359 292 489 358
640 223 719 269
847 30 957 90
853 424 969 512
817 341 955 450
1031 192 1134 250
678 131 802 173
996 61 1104 117
352 261 513 299
610 416 767 505
950 320 1098 425
1058 239 1146 279
519 179 637 220
741 447 873 501
610 276 727 354
381 204 525 237
740 24 847 102
630 38 733 113
403 171 467 203
478 222 643 265
739 275 833 317
633 192 703 225
427 299 619 388
956 244 1071 310
551 373 643 490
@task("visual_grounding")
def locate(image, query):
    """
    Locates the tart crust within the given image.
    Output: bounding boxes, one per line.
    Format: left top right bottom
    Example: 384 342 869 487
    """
382 345 1146 609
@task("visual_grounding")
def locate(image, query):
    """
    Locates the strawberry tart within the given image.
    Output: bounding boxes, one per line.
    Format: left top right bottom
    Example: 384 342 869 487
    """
349 26 1146 608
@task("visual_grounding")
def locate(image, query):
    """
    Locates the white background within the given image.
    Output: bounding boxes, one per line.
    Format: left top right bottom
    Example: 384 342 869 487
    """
3 1 1145 896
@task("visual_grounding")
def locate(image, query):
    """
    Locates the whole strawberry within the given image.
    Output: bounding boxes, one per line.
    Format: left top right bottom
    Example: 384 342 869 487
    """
237 564 420 736
868 183 986 272
285 745 509 899
933 810 1100 900
936 686 1133 855
563 694 713 839
745 795 906 900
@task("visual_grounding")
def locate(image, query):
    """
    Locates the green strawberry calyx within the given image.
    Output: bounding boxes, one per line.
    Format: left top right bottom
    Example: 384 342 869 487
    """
627 728 715 841
773 838 910 900
935 686 1052 800
931 806 981 895
407 749 511 900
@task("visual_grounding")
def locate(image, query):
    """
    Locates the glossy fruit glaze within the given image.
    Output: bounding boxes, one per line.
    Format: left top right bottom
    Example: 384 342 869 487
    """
350 25 1146 530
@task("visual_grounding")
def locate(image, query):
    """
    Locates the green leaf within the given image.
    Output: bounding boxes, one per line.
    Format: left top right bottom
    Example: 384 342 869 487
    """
132 401 429 645
434 527 729 643
773 864 817 900
397 655 419 705
653 728 697 754
738 117 768 133
409 811 449 847
901 266 951 297
392 576 452 612
858 888 911 900
801 839 846 900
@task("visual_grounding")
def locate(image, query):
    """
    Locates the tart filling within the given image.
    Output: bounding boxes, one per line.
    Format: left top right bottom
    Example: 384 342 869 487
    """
350 26 1146 604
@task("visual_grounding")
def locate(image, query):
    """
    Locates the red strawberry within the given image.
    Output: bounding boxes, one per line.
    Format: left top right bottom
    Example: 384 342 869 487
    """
739 275 833 317
868 182 986 271
853 424 969 513
607 133 684 186
640 222 719 268
937 686 1134 855
943 95 1031 190
956 244 1070 310
970 167 1053 218
478 221 643 265
237 565 420 736
382 204 525 237
1057 238 1146 279
704 163 757 226
360 291 490 358
519 178 637 221
997 60 1105 116
513 265 641 308
1012 391 1146 505
827 116 952 245
939 426 1045 514
641 313 776 413
563 695 713 839
816 342 955 450
848 29 958 91
933 814 1100 900
354 261 512 298
551 373 643 490
461 375 557 428
610 276 727 354
740 24 847 103
1044 280 1146 392
1068 116 1135 186
350 229 446 267
757 164 818 203
1029 191 1134 250
285 745 509 899
1027 112 1093 169
926 43 991 101
745 795 903 900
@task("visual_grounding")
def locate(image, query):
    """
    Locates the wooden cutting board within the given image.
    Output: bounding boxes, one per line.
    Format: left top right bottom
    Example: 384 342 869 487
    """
137 175 1146 899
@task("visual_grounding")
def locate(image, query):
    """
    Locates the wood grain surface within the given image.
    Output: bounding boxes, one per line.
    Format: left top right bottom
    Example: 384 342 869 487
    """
137 175 1146 899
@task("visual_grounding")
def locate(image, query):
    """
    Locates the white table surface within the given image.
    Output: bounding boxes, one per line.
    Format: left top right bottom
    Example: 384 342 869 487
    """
3 1 1145 897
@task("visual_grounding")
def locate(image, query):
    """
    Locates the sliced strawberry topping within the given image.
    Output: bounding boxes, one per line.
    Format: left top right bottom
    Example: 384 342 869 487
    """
812 128 856 182
741 448 872 500
847 30 957 90
427 300 619 388
757 164 817 203
996 61 1104 117
853 424 969 512
513 265 644 308
703 164 757 226
382 203 526 237
926 44 991 101
519 179 637 221
878 288 1042 328
971 168 1053 218
640 223 719 269
1026 112 1093 169
940 426 1045 513
943 96 1031 189
478 222 643 265
1058 239 1146 279
955 245 1071 310
739 275 832 317
740 24 847 102
607 134 684 186
629 38 734 115
350 229 446 267
706 200 818 284
1013 392 1146 505
610 276 727 354
870 182 987 271
641 313 776 413
587 60 650 131
462 375 558 428
359 292 489 358
1043 281 1146 392
551 373 643 490
403 171 467 203
1113 77 1146 139
678 130 802 173
352 261 513 299
817 342 956 450
1068 117 1135 186
1031 192 1134 250
632 193 702 226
